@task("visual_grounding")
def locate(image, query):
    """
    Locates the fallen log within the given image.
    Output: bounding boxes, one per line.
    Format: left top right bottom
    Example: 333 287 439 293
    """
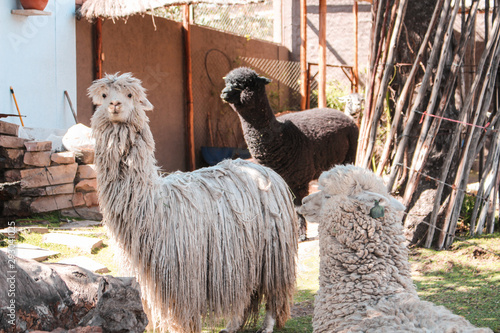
0 251 148 333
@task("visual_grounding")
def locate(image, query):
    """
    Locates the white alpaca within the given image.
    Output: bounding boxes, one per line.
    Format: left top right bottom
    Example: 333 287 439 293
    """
88 73 298 333
338 93 364 118
299 165 493 333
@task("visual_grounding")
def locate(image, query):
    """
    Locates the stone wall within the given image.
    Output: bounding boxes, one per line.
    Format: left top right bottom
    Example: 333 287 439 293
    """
0 121 100 225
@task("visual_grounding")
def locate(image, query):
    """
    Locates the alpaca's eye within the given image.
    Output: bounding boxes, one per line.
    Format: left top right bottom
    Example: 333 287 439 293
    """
102 94 107 98
128 93 132 98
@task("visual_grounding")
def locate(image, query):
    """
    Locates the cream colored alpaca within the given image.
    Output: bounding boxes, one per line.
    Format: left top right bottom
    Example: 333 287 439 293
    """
300 165 493 333
88 73 298 333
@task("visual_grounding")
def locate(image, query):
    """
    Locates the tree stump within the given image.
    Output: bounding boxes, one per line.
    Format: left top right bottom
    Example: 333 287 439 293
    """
0 251 148 332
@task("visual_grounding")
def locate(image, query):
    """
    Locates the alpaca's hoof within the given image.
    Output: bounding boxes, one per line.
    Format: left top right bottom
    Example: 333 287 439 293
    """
256 329 273 333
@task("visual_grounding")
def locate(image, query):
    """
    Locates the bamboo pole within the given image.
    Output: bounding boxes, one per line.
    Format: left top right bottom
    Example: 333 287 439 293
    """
357 0 390 164
470 130 500 234
475 139 500 235
489 82 500 234
357 0 387 163
386 0 452 190
439 21 500 249
306 62 312 109
183 4 195 171
376 0 445 176
300 0 308 110
359 0 399 167
402 2 461 205
95 19 102 80
421 2 481 247
488 164 500 233
353 0 359 92
446 23 500 245
318 0 327 108
423 4 486 246
360 0 408 169
424 106 469 247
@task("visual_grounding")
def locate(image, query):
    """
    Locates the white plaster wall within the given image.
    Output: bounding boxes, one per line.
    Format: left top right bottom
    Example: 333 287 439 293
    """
0 0 77 130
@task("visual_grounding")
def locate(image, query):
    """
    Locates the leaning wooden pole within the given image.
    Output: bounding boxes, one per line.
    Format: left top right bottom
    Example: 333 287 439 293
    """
357 0 389 164
94 19 103 80
360 0 408 169
353 0 359 92
402 0 460 206
376 0 445 176
318 0 327 108
300 0 308 110
438 20 500 249
183 4 195 171
386 0 452 190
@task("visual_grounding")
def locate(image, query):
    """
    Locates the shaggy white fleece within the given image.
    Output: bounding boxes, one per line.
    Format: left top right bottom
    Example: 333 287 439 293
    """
88 73 298 333
300 165 493 333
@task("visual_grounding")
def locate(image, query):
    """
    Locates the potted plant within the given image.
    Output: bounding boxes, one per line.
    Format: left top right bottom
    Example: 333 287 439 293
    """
20 0 49 10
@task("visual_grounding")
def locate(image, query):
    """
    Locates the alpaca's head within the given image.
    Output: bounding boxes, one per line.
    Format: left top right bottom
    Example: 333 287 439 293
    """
299 165 405 223
88 73 153 125
339 93 365 117
221 67 271 106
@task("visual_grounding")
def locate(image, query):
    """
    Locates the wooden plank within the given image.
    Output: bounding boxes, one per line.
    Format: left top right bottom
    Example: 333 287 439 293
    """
11 9 51 16
353 1 359 92
300 0 308 110
95 19 102 80
318 0 327 108
183 4 195 171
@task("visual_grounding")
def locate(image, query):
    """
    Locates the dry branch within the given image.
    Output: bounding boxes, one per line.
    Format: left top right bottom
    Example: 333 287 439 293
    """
439 19 500 248
359 0 408 169
376 0 445 176
386 0 452 190
402 1 472 206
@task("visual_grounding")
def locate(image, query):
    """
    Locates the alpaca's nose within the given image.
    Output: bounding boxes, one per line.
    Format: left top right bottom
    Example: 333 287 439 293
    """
108 101 122 113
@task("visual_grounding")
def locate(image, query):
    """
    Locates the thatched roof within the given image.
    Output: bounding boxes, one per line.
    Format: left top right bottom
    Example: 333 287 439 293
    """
80 0 260 20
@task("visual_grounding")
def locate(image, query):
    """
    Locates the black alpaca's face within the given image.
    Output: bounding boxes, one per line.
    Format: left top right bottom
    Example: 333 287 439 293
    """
220 69 271 105
220 84 243 104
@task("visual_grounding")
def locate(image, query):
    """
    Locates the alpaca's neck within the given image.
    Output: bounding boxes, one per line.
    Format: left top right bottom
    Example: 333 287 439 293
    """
324 220 416 300
93 122 159 220
236 93 278 130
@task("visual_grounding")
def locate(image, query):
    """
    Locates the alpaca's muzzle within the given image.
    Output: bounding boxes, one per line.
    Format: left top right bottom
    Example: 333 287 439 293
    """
220 85 241 104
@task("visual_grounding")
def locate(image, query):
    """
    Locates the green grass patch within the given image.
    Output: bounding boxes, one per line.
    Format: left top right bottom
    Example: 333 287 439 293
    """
2 224 121 275
6 216 499 332
410 233 500 331
14 211 83 228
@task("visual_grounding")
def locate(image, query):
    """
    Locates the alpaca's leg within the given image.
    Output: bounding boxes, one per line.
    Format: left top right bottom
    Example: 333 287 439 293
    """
295 187 310 242
297 211 308 242
257 310 275 333
219 316 244 333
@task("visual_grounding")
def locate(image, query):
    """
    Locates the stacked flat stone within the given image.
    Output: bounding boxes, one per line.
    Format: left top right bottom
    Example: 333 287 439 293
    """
0 120 100 221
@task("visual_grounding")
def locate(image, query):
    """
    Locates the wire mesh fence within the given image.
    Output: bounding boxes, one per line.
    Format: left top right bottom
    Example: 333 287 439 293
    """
193 1 274 42
153 1 274 42
152 1 360 167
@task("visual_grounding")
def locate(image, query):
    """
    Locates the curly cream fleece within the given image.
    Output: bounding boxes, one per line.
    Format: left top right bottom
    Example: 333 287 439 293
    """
300 165 492 333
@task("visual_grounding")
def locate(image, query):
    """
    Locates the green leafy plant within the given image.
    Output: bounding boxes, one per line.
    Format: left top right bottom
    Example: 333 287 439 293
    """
458 194 477 234
311 80 351 110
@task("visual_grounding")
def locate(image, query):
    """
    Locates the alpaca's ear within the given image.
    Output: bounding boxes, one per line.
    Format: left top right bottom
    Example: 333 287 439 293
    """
88 83 106 106
141 98 154 111
91 96 103 107
356 191 406 211
258 76 272 85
